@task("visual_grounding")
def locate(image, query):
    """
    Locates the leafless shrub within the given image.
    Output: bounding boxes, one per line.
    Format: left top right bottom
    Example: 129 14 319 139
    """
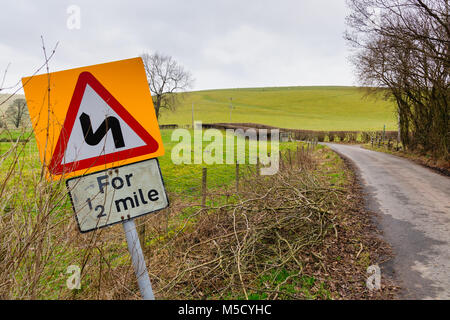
141 150 342 299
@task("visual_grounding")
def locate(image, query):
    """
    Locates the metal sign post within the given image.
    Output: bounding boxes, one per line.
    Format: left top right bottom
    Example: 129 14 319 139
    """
66 158 169 299
123 219 154 300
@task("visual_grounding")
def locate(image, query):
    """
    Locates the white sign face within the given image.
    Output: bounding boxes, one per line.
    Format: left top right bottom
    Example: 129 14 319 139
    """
66 158 169 233
63 83 147 164
43 69 161 177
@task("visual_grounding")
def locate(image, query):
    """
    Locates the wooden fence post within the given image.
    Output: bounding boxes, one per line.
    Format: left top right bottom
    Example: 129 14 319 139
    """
279 150 283 170
235 161 239 192
287 149 292 168
256 156 260 176
301 145 304 166
202 167 207 208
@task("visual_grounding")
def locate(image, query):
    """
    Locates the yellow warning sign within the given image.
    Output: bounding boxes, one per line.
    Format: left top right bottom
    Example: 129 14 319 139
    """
22 57 164 179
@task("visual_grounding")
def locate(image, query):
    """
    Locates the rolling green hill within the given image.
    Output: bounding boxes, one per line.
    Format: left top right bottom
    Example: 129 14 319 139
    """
2 87 397 131
159 86 397 131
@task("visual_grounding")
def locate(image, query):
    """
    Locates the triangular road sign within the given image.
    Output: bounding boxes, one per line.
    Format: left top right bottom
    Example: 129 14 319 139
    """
49 71 159 175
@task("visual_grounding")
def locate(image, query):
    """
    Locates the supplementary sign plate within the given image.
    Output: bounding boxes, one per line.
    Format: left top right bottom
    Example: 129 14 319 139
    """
66 158 169 233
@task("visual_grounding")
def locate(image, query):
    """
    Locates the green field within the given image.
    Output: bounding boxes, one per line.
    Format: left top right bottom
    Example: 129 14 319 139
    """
159 86 397 131
0 128 299 197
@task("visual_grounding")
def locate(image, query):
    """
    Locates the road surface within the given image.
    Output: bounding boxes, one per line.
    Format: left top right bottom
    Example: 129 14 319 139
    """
325 143 450 299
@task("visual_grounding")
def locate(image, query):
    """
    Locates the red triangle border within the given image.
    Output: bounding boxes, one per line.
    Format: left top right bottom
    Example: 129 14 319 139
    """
49 71 159 175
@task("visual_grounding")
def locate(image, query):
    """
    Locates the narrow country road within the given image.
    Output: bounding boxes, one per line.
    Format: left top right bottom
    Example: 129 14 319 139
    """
324 143 450 300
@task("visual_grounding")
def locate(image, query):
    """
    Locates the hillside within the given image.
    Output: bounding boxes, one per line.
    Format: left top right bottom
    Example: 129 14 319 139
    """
1 87 398 132
158 86 397 131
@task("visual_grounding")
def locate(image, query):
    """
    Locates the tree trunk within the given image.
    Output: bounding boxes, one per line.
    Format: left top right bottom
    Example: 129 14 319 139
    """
154 98 161 119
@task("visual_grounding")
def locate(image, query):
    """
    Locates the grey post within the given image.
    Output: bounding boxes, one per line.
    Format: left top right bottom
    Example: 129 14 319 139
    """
123 219 155 300
191 102 194 129
229 97 233 122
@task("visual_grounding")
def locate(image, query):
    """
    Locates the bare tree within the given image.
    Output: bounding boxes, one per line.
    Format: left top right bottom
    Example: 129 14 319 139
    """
6 98 28 128
141 52 194 119
345 0 449 159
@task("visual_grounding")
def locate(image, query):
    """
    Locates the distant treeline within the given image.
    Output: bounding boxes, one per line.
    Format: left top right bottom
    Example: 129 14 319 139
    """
346 0 449 159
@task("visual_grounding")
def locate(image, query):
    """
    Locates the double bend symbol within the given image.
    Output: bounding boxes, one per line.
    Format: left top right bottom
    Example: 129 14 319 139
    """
79 112 125 149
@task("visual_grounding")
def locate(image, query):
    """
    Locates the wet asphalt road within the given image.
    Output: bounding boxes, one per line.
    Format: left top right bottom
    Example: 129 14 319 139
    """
324 143 450 300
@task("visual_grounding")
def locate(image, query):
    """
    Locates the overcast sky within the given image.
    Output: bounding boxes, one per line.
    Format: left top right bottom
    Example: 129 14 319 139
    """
0 0 356 93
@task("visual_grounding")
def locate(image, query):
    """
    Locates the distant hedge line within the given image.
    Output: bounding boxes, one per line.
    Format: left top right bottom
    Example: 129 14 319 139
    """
200 123 398 143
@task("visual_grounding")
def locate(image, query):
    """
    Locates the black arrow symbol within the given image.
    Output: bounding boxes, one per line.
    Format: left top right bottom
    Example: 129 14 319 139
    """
79 112 125 148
